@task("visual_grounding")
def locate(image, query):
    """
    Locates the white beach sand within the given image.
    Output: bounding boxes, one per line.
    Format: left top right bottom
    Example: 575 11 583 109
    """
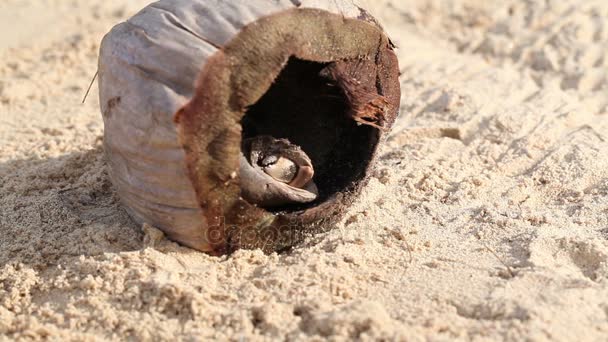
1 0 608 340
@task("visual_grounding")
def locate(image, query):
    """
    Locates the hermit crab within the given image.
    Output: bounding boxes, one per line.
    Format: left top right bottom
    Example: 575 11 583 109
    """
98 0 401 255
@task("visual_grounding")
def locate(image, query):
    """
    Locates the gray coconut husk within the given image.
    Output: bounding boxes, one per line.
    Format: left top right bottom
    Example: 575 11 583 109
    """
99 0 400 255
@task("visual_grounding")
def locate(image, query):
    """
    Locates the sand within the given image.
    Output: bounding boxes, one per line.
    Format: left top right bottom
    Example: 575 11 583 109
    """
1 0 608 340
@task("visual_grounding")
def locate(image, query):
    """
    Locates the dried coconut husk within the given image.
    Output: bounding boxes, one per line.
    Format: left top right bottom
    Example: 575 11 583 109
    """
99 0 400 255
175 8 400 255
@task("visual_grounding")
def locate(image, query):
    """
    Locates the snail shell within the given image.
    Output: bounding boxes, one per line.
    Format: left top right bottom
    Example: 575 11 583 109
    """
98 0 400 255
240 135 318 208
262 156 298 184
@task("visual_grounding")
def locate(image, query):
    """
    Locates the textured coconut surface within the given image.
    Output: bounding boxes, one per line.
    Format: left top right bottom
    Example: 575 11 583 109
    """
1 0 608 340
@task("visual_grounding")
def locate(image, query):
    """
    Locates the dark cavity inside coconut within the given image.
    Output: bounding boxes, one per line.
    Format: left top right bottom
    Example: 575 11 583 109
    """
175 8 400 254
242 57 378 211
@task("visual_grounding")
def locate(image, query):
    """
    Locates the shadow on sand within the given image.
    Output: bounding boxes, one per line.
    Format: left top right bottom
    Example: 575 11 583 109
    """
0 146 143 268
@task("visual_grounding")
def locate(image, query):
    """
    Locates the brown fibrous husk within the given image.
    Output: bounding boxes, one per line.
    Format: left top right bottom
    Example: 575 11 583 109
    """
174 8 400 255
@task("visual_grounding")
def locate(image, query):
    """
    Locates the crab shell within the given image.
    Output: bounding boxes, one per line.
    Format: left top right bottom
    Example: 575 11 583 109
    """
99 0 401 255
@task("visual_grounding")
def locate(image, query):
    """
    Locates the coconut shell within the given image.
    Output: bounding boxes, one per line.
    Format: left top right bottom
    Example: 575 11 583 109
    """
99 0 400 255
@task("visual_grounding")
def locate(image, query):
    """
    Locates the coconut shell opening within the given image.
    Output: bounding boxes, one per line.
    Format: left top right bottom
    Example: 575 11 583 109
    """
242 57 379 210
175 8 400 255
